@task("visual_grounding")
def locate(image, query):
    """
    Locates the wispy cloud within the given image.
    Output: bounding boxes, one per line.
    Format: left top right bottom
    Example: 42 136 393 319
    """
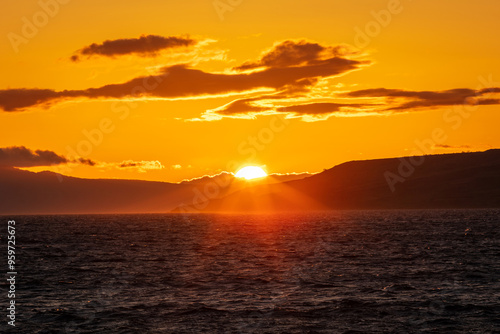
2 38 498 121
233 40 356 71
0 146 165 175
0 146 96 167
70 35 197 61
199 96 376 121
343 87 500 111
115 160 165 172
0 40 367 113
433 144 471 150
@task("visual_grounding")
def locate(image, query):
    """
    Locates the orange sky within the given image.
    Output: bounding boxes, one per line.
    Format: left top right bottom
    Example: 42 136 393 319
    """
1 0 499 182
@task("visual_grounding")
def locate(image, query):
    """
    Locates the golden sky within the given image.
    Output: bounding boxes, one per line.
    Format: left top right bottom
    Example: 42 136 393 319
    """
1 0 499 182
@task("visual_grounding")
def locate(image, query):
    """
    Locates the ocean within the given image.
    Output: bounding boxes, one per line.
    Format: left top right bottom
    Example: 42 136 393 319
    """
3 210 499 333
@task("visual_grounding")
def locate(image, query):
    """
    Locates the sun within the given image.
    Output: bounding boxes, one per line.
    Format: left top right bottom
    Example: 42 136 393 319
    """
235 166 268 180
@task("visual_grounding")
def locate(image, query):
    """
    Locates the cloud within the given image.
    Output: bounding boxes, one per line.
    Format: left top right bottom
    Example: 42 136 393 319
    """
116 160 164 172
434 144 471 149
0 89 77 112
0 146 165 175
76 158 97 166
0 146 97 167
200 95 374 121
201 83 500 121
343 87 500 111
0 49 367 111
233 40 356 71
71 35 197 61
2 37 499 121
277 102 372 115
205 94 283 116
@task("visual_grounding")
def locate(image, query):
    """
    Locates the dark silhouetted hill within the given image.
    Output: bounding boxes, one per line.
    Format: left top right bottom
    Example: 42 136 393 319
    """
1 150 499 214
194 150 500 212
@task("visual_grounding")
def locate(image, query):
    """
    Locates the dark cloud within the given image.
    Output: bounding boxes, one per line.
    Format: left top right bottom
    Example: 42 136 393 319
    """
119 161 142 168
116 160 164 172
345 88 477 100
2 38 498 121
233 40 354 71
0 89 77 112
210 98 371 118
205 83 500 120
214 98 269 115
0 146 69 167
0 146 163 172
343 87 500 111
0 146 99 167
476 98 500 105
210 91 295 116
277 102 371 115
71 35 197 61
434 144 471 149
0 55 366 112
479 87 500 94
201 77 374 119
78 158 97 166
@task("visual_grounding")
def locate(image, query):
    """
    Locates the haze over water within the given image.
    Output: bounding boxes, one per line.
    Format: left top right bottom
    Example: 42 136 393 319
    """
9 209 499 333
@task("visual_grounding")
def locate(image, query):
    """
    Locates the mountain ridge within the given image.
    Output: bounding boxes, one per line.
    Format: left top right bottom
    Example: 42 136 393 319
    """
1 150 499 214
186 149 500 212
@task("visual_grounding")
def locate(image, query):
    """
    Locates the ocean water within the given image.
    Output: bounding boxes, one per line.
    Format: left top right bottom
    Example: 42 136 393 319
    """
3 210 500 333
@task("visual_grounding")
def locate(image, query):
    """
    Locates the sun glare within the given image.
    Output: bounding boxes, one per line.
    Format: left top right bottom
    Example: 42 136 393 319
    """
235 166 268 180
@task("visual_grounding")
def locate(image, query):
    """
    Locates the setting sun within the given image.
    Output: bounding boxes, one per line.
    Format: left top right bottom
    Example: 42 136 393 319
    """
235 166 268 180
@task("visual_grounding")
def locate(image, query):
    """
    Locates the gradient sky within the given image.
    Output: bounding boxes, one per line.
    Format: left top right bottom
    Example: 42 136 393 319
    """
1 0 499 182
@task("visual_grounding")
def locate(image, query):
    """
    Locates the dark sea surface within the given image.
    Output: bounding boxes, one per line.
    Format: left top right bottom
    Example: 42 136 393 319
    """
3 210 500 333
